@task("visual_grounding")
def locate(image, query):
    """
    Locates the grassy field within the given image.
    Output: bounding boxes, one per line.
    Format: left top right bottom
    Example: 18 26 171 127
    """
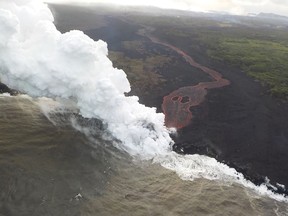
171 25 288 98
207 37 288 98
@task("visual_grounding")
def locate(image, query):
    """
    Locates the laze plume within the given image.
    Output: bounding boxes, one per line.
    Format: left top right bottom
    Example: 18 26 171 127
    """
0 0 173 159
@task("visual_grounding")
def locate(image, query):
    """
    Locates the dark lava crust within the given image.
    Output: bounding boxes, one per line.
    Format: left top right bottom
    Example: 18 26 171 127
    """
172 62 288 195
0 83 17 95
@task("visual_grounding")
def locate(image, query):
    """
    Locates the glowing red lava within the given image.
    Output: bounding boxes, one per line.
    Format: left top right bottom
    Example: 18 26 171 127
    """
144 32 230 129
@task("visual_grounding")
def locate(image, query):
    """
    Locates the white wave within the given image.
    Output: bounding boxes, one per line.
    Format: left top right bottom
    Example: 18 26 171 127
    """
0 0 287 203
155 152 288 203
0 93 12 97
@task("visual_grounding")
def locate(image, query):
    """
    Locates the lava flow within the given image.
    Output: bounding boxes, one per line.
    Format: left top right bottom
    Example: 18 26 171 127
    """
142 30 230 129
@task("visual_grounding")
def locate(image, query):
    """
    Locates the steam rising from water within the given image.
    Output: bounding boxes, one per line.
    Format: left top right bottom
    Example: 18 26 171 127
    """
0 0 172 159
0 0 287 202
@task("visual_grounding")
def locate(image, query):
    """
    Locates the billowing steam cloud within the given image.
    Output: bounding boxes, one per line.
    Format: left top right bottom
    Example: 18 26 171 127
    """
0 0 172 159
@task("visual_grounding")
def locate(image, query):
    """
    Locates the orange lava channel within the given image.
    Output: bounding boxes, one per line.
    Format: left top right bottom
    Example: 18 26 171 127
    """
145 32 230 129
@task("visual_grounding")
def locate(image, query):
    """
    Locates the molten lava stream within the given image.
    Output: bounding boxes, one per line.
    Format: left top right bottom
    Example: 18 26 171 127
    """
142 30 230 129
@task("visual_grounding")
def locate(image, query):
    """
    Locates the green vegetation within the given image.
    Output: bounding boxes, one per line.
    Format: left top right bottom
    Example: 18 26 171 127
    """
207 38 288 98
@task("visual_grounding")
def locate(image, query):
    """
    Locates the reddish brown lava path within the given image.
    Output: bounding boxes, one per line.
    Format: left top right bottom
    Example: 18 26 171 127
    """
141 29 230 129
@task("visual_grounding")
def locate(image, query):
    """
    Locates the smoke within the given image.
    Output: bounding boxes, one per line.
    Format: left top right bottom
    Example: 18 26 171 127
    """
0 0 173 159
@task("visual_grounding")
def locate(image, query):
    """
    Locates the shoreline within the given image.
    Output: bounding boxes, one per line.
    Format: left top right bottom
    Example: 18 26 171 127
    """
17 3 288 196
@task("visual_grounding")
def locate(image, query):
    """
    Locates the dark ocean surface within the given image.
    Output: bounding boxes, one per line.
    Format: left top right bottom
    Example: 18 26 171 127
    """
0 95 287 215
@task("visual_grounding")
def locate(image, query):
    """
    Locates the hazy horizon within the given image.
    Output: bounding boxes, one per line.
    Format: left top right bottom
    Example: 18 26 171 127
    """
45 0 288 16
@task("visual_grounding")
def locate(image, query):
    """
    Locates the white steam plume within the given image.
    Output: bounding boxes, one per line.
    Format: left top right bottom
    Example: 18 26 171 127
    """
0 0 172 159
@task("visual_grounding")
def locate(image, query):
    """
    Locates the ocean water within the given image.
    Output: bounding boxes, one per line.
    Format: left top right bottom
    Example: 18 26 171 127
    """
0 94 287 216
